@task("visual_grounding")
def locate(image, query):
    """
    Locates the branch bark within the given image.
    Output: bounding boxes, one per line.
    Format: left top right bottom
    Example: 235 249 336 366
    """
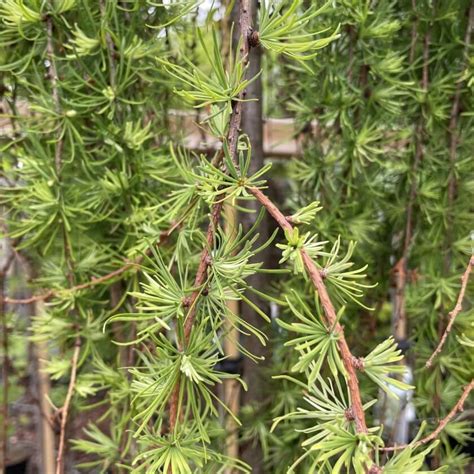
55 337 81 474
444 4 473 270
426 256 474 368
248 186 368 434
168 0 254 437
383 379 474 451
392 29 431 340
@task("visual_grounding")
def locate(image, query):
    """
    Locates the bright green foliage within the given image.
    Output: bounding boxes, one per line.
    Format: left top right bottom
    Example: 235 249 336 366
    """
158 29 254 110
277 291 344 384
259 0 339 64
263 0 473 472
363 337 413 397
0 0 472 473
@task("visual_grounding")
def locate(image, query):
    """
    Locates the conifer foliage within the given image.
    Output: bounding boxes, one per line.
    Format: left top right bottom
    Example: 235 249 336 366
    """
0 1 472 473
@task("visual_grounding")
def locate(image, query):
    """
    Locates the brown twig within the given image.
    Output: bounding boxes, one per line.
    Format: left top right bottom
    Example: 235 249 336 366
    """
48 217 187 470
392 30 431 340
425 256 474 368
55 336 81 474
46 15 80 472
168 0 254 436
182 201 225 342
248 186 368 434
444 4 473 271
46 15 63 175
4 220 181 305
382 379 474 451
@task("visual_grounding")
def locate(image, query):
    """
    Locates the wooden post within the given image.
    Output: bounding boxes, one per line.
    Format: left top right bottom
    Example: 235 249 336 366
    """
223 203 240 470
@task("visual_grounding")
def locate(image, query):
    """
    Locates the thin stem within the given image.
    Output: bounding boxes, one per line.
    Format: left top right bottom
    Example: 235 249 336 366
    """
444 4 473 270
46 15 63 175
99 0 116 89
248 186 368 433
425 256 474 368
55 337 81 474
409 0 418 64
4 218 183 305
393 29 431 340
47 12 80 472
168 0 253 436
382 379 474 451
182 200 225 342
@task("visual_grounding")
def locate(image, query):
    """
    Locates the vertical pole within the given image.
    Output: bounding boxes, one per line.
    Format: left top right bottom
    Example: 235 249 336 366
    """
238 1 271 472
224 203 240 470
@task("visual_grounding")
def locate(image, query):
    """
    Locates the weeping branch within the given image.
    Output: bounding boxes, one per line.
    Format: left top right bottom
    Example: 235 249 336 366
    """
444 4 473 270
46 13 80 473
99 0 116 89
55 337 81 474
248 186 368 434
392 29 431 340
426 256 474 368
4 218 183 305
383 379 474 451
168 0 254 435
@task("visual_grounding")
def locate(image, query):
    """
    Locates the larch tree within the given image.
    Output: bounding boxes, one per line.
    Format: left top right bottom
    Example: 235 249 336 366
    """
0 1 472 474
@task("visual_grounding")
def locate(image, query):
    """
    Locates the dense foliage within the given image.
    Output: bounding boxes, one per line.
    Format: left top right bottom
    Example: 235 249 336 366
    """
0 1 472 473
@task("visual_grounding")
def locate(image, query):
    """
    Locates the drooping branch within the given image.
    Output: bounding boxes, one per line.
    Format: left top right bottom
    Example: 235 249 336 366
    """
4 219 182 305
99 0 116 88
383 379 474 451
46 16 63 175
248 186 368 434
425 256 474 368
55 336 81 474
168 0 254 435
444 4 473 270
181 0 254 344
392 29 431 340
47 209 181 472
46 13 81 473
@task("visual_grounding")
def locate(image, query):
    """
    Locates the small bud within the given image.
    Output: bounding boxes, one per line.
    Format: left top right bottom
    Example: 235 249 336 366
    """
248 30 260 48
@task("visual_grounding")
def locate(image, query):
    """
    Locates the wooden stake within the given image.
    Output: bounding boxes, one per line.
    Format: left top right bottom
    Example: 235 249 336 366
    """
224 203 240 470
